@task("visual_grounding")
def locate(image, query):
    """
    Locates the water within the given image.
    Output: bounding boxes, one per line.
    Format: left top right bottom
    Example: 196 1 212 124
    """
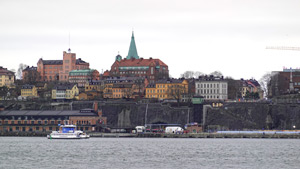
0 137 299 169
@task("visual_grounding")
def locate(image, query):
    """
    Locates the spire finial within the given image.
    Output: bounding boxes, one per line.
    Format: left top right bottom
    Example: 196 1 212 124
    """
127 31 139 59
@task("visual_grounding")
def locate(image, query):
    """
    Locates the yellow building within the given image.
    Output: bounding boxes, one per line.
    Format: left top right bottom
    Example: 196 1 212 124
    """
112 83 133 99
145 79 188 100
21 85 38 98
103 83 113 98
52 84 79 100
0 66 15 88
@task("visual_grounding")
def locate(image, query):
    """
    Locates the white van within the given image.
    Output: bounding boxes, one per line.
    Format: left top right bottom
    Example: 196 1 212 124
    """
165 127 184 134
135 126 145 133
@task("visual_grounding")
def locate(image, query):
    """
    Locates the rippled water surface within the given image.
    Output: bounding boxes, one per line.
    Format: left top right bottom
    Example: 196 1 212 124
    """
0 137 299 169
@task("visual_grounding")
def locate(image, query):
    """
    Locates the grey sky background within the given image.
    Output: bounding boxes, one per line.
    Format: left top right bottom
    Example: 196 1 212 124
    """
1 0 300 80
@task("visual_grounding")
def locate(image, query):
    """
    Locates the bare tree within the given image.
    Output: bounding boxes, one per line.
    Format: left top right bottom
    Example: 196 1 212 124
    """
259 72 278 98
167 84 187 106
17 63 28 79
181 71 204 79
209 71 223 77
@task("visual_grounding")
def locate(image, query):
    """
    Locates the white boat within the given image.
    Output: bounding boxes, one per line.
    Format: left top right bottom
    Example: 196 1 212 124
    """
47 125 90 139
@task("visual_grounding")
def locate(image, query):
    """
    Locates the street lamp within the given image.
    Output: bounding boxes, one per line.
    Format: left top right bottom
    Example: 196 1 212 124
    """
293 125 296 130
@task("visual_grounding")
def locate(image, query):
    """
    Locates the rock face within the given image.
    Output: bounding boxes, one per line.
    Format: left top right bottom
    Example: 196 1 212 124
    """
1 100 300 130
205 102 300 130
100 102 191 128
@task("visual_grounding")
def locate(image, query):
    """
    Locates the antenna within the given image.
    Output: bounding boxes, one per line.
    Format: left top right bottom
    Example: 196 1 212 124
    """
68 32 71 53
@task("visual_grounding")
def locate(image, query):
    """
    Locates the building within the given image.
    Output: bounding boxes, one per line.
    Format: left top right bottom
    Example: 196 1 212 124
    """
145 79 189 100
37 49 89 82
112 83 134 99
0 66 15 88
240 79 263 99
51 83 79 101
110 32 169 83
195 75 228 100
22 66 40 83
268 68 300 97
0 103 107 132
69 69 100 87
103 77 148 99
21 85 38 98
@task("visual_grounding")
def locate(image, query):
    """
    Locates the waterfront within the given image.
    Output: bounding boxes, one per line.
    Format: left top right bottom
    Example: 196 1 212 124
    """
0 137 299 169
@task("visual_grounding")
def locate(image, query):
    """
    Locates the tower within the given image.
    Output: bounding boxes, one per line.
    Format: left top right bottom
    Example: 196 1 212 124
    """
126 32 139 59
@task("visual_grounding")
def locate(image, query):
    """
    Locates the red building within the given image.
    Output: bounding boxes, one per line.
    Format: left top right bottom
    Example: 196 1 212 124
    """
37 49 89 82
110 33 169 83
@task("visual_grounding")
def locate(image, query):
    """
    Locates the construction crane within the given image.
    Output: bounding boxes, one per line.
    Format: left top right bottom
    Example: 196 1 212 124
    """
266 46 300 51
266 46 300 91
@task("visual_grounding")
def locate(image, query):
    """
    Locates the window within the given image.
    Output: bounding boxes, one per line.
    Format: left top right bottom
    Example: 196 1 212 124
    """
31 121 34 124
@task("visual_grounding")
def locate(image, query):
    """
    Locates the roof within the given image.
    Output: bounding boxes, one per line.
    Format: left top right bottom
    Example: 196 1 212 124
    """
21 84 35 89
41 59 87 65
54 83 77 90
69 69 95 74
113 83 133 88
196 75 225 81
117 58 168 68
156 79 185 84
43 60 63 65
0 67 15 76
76 58 87 64
23 66 37 71
126 32 139 59
35 82 47 87
0 110 97 117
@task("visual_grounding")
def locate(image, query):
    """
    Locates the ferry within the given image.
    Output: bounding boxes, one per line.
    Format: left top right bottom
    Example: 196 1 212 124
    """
47 124 90 139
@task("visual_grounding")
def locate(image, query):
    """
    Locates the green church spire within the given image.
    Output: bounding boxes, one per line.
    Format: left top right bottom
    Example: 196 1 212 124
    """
126 32 139 59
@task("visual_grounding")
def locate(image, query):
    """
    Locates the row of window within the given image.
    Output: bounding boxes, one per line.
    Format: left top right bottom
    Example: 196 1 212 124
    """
146 95 167 98
196 83 223 89
197 89 220 94
0 120 62 125
147 89 166 93
1 126 90 132
120 71 147 75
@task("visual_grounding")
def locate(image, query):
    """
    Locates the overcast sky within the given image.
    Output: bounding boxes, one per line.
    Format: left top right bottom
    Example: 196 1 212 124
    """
1 0 300 80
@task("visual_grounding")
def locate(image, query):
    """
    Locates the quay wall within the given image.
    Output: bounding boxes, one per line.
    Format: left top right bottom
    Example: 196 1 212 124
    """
1 131 300 139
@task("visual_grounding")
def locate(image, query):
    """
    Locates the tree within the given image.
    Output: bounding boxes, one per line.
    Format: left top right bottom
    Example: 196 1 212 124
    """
180 71 204 79
209 71 223 77
17 63 28 79
167 84 187 106
259 72 277 98
0 86 9 100
226 77 242 100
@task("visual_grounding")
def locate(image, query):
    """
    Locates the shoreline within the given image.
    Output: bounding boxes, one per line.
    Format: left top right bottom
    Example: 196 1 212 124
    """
1 132 300 139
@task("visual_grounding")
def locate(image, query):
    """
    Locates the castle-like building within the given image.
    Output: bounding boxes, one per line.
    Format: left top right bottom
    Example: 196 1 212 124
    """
37 49 89 81
110 32 169 83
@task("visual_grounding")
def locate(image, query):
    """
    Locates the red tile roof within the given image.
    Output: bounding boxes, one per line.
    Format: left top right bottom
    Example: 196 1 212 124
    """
117 58 168 67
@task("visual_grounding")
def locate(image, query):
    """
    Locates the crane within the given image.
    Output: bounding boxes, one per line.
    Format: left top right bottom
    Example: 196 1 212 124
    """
266 46 300 51
266 46 300 91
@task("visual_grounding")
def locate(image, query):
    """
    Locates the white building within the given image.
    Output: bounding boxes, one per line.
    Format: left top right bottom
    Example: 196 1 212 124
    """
195 76 228 100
